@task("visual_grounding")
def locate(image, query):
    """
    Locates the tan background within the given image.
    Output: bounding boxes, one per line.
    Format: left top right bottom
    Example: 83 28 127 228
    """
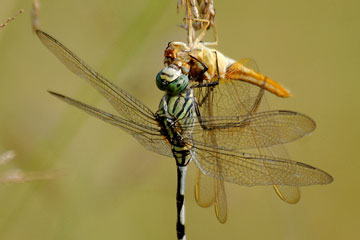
0 0 358 239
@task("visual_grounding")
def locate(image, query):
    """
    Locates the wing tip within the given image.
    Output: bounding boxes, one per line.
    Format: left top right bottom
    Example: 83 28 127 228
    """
48 90 66 100
35 28 46 39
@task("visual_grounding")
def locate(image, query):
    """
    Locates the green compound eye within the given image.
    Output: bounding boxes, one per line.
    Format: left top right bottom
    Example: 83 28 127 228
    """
156 66 189 95
156 71 167 91
167 74 189 95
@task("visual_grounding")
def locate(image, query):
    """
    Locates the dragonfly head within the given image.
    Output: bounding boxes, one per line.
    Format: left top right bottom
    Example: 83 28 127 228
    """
156 65 189 95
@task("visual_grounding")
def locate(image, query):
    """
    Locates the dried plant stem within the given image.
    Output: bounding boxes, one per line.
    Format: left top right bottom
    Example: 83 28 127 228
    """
0 9 24 31
31 0 40 32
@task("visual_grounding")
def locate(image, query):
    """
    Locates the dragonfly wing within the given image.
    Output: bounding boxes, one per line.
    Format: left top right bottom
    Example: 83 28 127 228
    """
195 58 274 118
236 59 302 203
194 58 306 203
192 89 229 223
183 110 316 150
195 166 228 223
193 145 333 186
214 178 227 223
257 143 301 203
36 30 156 127
273 185 300 204
192 58 267 221
49 91 172 157
195 169 215 207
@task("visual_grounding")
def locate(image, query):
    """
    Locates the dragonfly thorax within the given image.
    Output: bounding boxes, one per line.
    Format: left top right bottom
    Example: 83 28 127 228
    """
156 64 189 95
156 89 195 166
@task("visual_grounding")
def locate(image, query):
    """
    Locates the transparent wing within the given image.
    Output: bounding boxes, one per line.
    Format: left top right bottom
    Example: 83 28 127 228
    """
36 30 157 127
182 110 316 151
255 108 302 203
194 59 281 117
192 59 267 221
49 91 172 157
214 177 227 223
256 142 301 203
195 162 227 223
193 145 333 186
193 59 303 205
195 169 215 208
236 60 301 203
229 59 301 202
273 185 300 204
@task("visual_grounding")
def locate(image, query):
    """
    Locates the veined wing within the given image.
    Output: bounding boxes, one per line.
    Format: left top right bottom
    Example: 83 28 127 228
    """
195 59 286 118
181 110 315 151
49 91 172 157
256 140 301 203
193 59 288 222
36 30 156 127
225 60 302 202
193 59 303 205
237 59 302 203
193 144 333 187
191 110 310 208
194 162 227 223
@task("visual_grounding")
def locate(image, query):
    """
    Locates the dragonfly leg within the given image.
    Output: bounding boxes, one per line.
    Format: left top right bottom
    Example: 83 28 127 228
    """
214 50 221 83
202 21 218 46
194 50 220 88
192 81 218 88
193 18 210 45
189 54 208 78
189 54 219 89
193 51 220 110
192 18 218 46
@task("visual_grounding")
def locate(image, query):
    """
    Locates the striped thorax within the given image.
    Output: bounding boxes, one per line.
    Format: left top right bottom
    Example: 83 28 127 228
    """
155 64 195 167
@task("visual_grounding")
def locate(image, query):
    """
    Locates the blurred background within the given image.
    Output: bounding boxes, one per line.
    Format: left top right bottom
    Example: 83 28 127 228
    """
0 0 359 239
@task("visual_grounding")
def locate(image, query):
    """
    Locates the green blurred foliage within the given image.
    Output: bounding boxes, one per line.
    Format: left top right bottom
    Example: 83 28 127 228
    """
0 0 359 239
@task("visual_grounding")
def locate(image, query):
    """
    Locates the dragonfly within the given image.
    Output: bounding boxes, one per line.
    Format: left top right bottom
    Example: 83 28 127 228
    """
36 29 333 240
